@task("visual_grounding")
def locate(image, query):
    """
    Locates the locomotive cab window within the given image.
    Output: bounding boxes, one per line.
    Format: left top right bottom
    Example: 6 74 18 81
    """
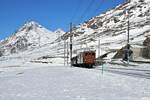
85 53 88 56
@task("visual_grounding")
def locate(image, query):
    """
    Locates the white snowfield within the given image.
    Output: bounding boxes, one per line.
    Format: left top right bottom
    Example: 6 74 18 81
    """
0 63 150 100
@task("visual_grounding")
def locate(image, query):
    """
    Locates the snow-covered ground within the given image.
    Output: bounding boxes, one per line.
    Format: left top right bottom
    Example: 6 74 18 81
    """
0 0 150 99
0 63 150 100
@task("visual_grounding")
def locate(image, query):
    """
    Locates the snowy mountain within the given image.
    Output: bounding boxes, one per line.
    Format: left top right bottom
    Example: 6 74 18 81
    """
32 0 150 64
61 0 150 60
0 0 150 66
0 21 64 56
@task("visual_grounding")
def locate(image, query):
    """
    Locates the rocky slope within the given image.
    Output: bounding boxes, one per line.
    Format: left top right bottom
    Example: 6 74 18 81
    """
61 0 150 60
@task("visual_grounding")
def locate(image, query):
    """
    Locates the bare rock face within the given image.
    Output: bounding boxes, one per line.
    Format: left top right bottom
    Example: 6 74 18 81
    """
143 37 150 46
113 45 131 59
142 37 150 59
113 47 125 59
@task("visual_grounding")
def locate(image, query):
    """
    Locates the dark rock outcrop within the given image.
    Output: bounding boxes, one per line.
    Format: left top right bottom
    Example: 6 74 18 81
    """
142 37 150 59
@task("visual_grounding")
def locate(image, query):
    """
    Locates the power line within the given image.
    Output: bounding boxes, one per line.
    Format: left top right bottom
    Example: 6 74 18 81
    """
91 0 105 17
75 0 105 25
71 0 83 23
78 0 95 23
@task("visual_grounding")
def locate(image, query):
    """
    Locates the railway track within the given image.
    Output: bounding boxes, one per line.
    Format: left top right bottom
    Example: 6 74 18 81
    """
95 67 150 79
130 60 150 64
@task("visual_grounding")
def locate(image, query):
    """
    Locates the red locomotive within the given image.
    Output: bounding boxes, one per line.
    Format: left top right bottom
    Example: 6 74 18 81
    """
71 51 96 68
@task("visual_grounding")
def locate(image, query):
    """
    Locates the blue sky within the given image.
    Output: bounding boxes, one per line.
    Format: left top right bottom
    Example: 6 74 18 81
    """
0 0 126 40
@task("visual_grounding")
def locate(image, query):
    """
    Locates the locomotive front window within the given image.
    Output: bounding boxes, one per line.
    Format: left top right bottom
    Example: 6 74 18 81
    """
85 53 88 56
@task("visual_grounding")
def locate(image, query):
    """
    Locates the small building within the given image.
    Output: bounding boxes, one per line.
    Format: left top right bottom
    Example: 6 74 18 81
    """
113 37 150 60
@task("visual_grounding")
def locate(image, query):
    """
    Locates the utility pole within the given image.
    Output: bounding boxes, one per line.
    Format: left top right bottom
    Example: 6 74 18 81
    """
70 23 73 67
126 0 130 64
127 11 130 64
85 35 88 51
38 35 41 47
64 40 66 66
98 39 100 58
66 42 69 65
126 0 130 44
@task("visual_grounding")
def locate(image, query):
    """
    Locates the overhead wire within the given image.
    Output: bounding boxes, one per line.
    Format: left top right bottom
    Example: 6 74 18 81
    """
74 0 105 25
71 0 83 23
77 0 95 23
72 0 124 25
91 0 105 17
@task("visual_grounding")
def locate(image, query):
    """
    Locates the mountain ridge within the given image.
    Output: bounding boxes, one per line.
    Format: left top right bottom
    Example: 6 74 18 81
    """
0 0 150 64
61 0 150 60
0 21 65 56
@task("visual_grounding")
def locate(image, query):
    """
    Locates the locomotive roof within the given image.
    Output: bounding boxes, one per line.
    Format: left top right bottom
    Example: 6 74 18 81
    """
81 51 95 53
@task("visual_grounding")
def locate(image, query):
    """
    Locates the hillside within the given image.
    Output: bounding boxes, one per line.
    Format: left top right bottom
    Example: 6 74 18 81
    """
0 0 150 66
0 21 64 56
62 0 150 60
